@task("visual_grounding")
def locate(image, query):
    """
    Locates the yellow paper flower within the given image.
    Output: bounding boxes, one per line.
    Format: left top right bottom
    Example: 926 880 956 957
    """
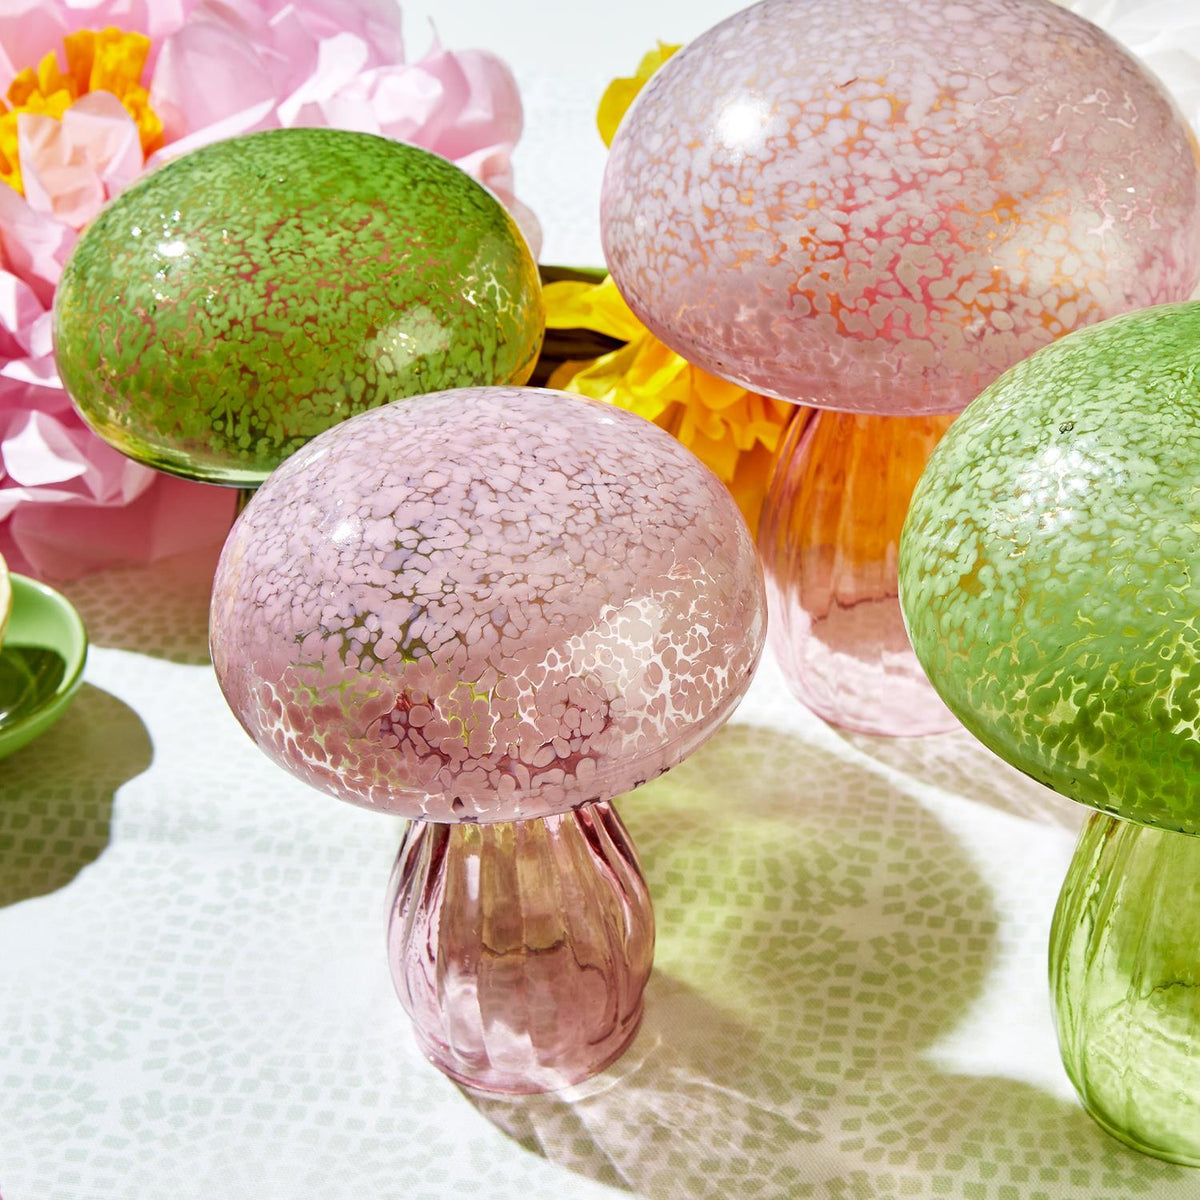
0 27 163 195
596 41 681 148
547 45 800 534
551 41 798 536
545 276 797 535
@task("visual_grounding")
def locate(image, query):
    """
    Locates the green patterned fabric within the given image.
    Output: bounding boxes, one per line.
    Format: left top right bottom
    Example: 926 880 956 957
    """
0 548 1193 1199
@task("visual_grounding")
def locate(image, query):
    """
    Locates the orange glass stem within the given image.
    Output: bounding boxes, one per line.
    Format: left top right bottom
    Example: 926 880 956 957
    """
759 407 958 736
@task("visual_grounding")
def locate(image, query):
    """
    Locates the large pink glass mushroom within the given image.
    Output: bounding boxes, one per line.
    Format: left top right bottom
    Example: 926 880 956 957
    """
601 0 1200 735
210 386 766 1092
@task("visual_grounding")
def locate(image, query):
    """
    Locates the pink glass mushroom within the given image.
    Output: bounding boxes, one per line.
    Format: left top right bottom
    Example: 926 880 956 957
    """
600 0 1200 735
210 386 766 1092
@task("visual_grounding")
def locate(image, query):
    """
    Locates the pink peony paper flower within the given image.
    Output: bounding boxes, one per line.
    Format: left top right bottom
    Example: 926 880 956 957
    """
0 0 538 579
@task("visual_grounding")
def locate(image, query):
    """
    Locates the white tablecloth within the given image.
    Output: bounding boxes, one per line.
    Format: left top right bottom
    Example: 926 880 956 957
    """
4 3 1200 1197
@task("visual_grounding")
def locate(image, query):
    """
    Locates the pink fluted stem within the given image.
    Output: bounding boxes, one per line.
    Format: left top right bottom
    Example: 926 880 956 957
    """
387 801 654 1094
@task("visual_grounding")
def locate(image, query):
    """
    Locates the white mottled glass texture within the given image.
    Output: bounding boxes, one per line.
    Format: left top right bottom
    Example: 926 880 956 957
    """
210 387 766 823
601 0 1200 414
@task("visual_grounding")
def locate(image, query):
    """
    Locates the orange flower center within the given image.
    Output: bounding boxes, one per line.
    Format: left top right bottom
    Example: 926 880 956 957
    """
0 27 164 196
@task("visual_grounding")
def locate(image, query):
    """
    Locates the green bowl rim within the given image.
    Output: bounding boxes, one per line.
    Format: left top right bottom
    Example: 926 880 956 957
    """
1 573 89 742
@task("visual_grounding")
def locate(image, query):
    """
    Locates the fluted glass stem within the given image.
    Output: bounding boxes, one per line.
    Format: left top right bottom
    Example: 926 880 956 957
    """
387 800 654 1094
759 407 957 736
1050 812 1200 1165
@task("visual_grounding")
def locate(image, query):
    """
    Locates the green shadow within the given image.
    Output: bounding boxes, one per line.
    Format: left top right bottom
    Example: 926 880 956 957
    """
469 723 1185 1198
837 725 1084 832
0 683 152 907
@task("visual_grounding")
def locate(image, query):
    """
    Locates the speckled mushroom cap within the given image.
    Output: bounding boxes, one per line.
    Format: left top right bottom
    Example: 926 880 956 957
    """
210 387 767 823
899 303 1200 834
54 128 543 487
601 0 1200 416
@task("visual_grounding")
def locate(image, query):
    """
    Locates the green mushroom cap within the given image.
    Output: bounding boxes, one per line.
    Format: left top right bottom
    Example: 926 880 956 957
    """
900 302 1200 834
54 127 544 487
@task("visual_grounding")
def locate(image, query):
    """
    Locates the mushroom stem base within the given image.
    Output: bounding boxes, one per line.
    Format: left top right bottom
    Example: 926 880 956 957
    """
386 800 654 1094
1051 812 1200 1166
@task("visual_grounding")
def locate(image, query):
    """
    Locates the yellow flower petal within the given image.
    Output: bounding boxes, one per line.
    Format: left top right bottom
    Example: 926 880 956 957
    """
596 41 682 148
556 41 800 535
547 276 797 535
7 68 50 110
543 277 647 342
0 119 17 193
68 28 163 155
2 26 163 197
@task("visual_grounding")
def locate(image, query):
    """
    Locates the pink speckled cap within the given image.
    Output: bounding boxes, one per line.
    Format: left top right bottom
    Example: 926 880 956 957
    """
601 0 1200 415
210 387 767 823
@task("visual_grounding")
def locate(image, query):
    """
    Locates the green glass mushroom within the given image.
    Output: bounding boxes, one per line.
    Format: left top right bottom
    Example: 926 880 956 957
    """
899 301 1200 1165
54 127 544 488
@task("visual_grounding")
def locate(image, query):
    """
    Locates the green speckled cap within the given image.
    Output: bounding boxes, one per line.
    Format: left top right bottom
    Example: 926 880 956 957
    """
54 127 544 486
900 302 1200 834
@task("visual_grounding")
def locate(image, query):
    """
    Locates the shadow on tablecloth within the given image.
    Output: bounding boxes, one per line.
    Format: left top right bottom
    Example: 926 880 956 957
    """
61 542 225 666
0 683 152 907
837 724 1086 833
468 722 1182 1200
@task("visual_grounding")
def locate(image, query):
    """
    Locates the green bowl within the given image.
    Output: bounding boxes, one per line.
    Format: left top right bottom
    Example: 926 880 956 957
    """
0 574 88 760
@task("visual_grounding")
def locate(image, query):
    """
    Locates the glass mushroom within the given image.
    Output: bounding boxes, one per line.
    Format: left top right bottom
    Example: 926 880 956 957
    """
53 127 543 488
899 302 1200 1164
600 0 1200 735
209 386 766 1093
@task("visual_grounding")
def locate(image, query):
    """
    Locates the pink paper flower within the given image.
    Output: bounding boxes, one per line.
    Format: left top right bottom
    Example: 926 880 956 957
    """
0 0 538 579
